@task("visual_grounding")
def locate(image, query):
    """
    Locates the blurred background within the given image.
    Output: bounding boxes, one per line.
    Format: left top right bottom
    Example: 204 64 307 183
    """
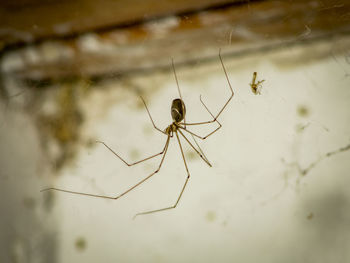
1 0 350 262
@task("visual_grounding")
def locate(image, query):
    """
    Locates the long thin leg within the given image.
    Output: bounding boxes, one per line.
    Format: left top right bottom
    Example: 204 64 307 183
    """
199 94 222 135
179 95 223 140
183 48 234 126
177 128 211 167
171 58 186 128
190 133 211 165
134 130 190 218
96 137 168 166
140 96 166 135
41 135 171 200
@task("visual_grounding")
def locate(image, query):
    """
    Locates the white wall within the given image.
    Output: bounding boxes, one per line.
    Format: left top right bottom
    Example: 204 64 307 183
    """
1 36 350 263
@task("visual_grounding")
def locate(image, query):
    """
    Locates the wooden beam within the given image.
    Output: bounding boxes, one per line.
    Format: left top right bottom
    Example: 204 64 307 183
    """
1 0 350 81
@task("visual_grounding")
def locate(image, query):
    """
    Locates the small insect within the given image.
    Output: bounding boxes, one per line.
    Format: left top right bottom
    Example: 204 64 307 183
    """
41 49 234 218
250 72 265 95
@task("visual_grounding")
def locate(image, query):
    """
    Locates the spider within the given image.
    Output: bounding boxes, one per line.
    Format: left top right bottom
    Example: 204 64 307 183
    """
250 72 265 95
41 49 234 218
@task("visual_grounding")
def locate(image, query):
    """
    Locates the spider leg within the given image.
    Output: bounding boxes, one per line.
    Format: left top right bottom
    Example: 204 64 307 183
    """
182 48 234 126
177 128 211 167
179 95 223 140
96 136 168 166
140 96 166 135
190 133 211 165
41 135 171 200
171 58 186 128
134 130 189 218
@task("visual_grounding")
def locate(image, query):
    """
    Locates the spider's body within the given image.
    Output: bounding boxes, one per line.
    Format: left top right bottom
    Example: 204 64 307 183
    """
165 98 186 136
171 98 186 123
164 122 178 136
41 50 234 218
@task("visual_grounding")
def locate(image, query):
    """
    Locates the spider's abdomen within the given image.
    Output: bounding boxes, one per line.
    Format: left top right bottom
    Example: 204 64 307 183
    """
171 98 186 123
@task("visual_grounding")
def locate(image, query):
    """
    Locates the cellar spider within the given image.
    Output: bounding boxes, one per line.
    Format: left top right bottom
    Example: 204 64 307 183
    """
41 49 234 218
250 72 264 95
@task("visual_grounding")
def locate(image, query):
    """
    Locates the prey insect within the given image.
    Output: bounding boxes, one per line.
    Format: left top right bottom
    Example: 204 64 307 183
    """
250 72 265 95
41 49 234 218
